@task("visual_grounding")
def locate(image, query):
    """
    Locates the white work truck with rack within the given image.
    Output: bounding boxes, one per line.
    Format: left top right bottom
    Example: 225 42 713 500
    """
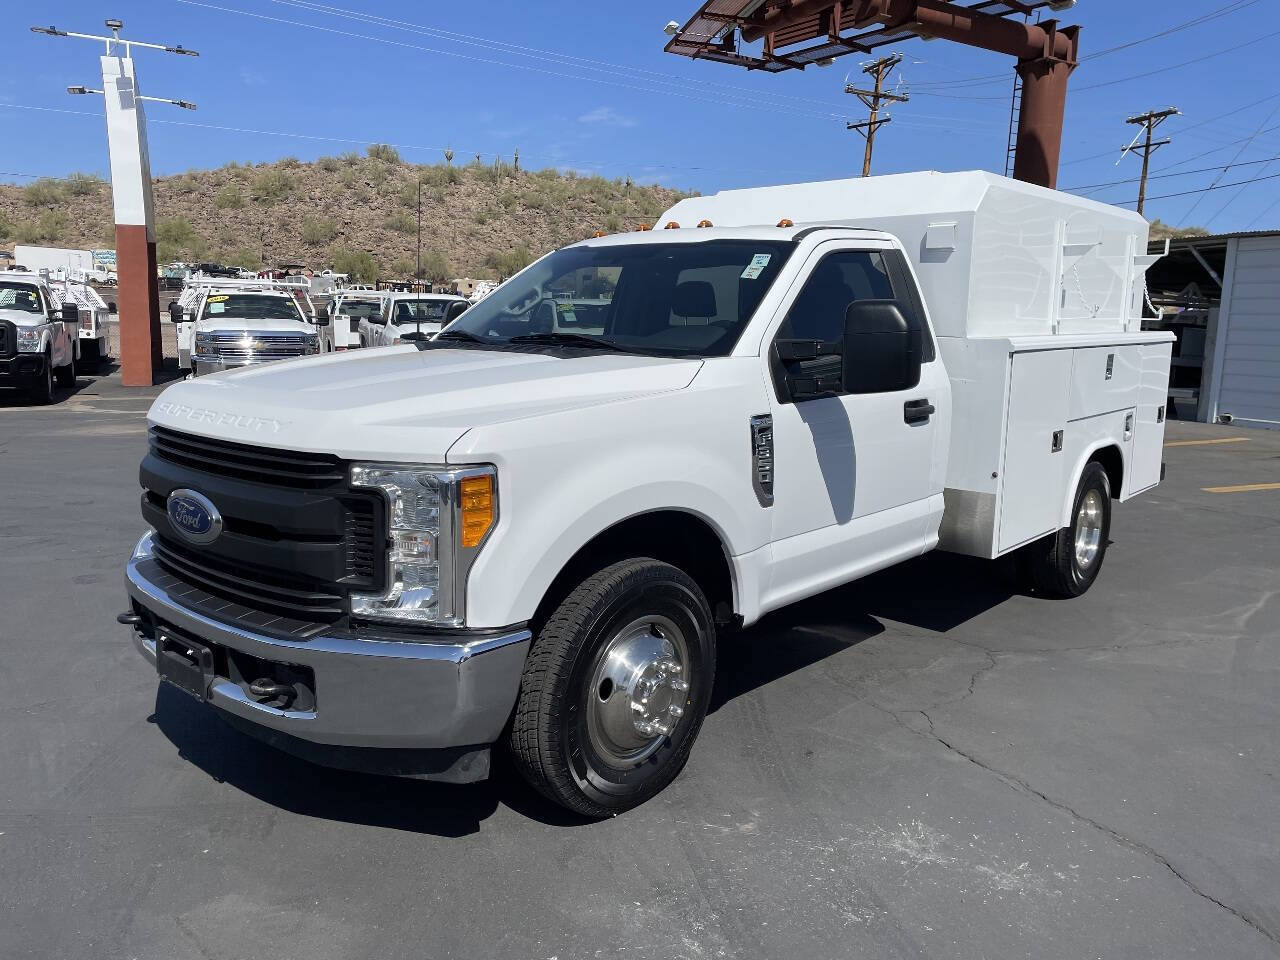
168 276 319 376
122 171 1171 817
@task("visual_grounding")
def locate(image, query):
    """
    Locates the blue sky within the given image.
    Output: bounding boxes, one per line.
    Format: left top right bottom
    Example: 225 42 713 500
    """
3 0 1279 233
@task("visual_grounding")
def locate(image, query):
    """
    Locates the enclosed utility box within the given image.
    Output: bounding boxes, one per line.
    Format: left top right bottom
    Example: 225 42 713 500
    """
662 171 1173 559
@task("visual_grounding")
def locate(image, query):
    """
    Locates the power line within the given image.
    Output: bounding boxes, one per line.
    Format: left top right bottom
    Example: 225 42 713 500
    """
271 0 855 116
1181 103 1280 224
1065 153 1280 194
1074 27 1280 93
176 0 853 123
1135 169 1280 204
909 0 1262 91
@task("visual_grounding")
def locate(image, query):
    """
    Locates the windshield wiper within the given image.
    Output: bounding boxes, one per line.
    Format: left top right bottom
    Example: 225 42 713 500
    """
434 329 489 344
508 332 632 352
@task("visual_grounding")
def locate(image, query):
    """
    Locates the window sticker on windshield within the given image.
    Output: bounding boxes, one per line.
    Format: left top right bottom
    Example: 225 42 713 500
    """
740 253 772 280
207 295 229 303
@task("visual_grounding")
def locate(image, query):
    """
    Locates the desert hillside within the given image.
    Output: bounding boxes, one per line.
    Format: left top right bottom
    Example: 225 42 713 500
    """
0 145 695 282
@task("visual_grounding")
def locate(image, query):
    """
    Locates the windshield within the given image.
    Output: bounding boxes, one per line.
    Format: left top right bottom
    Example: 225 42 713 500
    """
0 283 43 313
200 293 303 322
391 299 453 325
442 240 794 357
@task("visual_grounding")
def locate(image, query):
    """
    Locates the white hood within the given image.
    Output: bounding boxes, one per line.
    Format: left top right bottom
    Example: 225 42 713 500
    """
148 345 702 462
0 308 46 328
194 316 313 334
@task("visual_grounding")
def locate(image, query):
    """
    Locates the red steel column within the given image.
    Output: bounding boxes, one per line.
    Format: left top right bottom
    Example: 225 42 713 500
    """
101 54 161 386
1011 25 1079 189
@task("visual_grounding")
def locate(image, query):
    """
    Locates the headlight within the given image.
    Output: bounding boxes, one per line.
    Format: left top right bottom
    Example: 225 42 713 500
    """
303 333 319 354
16 328 43 353
350 464 496 627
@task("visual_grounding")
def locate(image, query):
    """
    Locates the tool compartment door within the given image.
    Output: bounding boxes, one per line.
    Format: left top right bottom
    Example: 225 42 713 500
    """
1129 341 1173 496
998 350 1073 553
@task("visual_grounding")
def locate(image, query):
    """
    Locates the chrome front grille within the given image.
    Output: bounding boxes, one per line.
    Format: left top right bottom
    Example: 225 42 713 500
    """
197 332 311 363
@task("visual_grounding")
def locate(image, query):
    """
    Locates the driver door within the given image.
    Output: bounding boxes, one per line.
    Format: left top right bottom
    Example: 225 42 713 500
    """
761 241 949 608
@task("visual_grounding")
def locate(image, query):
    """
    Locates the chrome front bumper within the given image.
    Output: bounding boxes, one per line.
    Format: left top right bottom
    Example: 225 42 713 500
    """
125 533 531 753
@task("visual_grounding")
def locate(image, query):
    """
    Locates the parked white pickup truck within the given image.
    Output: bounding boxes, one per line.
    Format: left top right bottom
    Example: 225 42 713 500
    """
122 172 1171 816
0 272 81 402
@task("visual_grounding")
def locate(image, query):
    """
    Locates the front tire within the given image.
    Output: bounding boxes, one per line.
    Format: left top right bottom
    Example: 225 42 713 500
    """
509 558 716 818
55 347 76 387
30 352 54 404
1025 462 1112 598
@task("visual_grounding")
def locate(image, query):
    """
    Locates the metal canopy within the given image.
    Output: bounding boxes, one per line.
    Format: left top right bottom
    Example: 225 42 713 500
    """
665 1 1063 71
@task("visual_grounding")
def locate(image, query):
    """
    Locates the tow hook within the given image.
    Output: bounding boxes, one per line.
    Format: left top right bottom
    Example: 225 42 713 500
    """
116 611 143 626
248 677 297 707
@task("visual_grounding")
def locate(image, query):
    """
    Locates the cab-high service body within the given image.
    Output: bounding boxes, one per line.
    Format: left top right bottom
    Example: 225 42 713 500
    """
123 172 1172 816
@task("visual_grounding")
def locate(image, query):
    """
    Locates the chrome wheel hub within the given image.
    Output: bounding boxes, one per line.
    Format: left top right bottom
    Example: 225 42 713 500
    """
585 615 690 766
1074 489 1103 570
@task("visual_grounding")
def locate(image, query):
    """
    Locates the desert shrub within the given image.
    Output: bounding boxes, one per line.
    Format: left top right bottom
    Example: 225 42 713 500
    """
252 168 294 203
367 142 400 164
64 172 105 196
0 211 12 239
473 210 489 226
339 151 362 165
499 190 518 210
317 155 341 172
418 249 450 283
367 163 389 187
299 215 336 245
389 258 416 279
398 183 420 210
486 244 532 278
329 246 377 283
213 183 245 209
155 216 205 261
340 167 360 188
604 213 622 233
23 179 64 206
385 210 415 233
279 156 301 168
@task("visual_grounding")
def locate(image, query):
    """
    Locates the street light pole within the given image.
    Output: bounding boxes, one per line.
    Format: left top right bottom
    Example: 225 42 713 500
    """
32 19 198 387
416 178 422 288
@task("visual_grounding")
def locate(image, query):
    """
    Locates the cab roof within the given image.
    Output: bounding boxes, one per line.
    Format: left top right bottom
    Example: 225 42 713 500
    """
568 224 892 249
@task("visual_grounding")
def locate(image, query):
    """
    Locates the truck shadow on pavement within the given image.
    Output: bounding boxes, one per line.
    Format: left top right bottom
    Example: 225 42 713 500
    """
150 551 1015 834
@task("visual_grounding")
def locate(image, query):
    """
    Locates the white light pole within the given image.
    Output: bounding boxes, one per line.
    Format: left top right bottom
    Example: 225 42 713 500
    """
32 19 198 387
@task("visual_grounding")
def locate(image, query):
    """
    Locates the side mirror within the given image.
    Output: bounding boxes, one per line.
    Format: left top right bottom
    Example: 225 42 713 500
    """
61 303 79 323
167 301 183 323
314 310 330 326
445 301 469 324
842 301 922 395
107 301 117 314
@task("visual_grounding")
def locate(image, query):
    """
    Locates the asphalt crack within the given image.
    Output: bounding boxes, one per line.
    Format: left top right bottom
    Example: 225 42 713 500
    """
909 708 1280 951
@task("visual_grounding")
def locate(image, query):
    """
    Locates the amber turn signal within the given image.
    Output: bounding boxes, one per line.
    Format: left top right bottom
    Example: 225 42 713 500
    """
460 475 495 548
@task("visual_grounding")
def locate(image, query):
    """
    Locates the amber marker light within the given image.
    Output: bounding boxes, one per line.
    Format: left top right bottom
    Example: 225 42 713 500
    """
460 475 495 548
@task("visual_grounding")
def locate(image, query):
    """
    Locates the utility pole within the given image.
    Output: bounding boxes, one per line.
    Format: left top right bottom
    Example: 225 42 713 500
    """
416 178 422 285
32 19 198 387
845 53 909 177
1123 107 1179 216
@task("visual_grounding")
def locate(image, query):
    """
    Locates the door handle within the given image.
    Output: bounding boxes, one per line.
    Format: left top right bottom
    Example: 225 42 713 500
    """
904 398 935 424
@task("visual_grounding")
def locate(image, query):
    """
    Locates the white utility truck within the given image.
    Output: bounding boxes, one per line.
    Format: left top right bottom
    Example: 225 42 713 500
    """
367 292 471 348
122 172 1171 817
169 277 319 376
0 272 81 402
317 289 384 353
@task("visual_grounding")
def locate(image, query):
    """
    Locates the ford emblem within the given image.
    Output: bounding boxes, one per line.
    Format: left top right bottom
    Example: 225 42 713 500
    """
166 489 223 545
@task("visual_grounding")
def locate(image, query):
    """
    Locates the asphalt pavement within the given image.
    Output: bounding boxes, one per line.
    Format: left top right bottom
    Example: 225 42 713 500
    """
1 371 1277 960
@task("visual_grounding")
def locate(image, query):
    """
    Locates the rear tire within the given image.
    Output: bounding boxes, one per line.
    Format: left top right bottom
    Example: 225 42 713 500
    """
509 558 716 818
1025 462 1112 598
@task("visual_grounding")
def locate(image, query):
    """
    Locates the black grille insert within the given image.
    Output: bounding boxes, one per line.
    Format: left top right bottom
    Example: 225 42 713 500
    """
149 426 346 488
153 535 347 623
